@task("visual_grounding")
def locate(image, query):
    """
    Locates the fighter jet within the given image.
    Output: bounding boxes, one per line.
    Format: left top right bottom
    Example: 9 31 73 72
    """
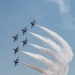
30 19 36 28
22 26 28 35
22 38 28 47
13 46 19 55
13 57 19 66
13 33 19 42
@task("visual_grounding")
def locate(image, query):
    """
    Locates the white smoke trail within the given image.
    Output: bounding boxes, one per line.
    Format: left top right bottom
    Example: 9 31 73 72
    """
29 43 63 63
36 25 74 63
21 51 69 74
21 25 74 75
29 32 64 58
21 51 55 70
23 62 47 74
24 62 57 75
23 62 57 75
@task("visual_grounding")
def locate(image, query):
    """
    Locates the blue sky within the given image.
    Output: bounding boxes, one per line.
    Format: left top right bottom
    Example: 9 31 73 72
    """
0 0 75 75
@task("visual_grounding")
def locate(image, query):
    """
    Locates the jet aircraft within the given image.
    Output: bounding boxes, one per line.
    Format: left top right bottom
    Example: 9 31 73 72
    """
22 38 28 47
13 57 19 66
13 33 19 42
13 46 19 55
30 19 36 28
22 26 28 35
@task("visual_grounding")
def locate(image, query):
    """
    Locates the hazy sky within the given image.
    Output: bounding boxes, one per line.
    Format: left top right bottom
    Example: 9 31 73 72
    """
0 0 75 75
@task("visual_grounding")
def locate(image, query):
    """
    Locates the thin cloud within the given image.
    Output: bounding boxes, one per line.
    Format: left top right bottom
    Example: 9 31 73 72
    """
61 14 75 30
44 0 70 14
44 0 75 30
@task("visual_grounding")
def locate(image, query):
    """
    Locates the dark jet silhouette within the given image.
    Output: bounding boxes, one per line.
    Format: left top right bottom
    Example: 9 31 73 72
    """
22 38 28 47
13 46 19 55
13 57 19 67
30 19 36 28
13 33 19 42
22 26 28 35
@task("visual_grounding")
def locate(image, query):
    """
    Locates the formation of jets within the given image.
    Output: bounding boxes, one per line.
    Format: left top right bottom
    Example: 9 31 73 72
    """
13 19 36 67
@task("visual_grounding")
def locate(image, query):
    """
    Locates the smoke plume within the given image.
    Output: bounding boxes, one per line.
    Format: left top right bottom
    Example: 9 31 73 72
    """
21 25 74 75
36 25 74 63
